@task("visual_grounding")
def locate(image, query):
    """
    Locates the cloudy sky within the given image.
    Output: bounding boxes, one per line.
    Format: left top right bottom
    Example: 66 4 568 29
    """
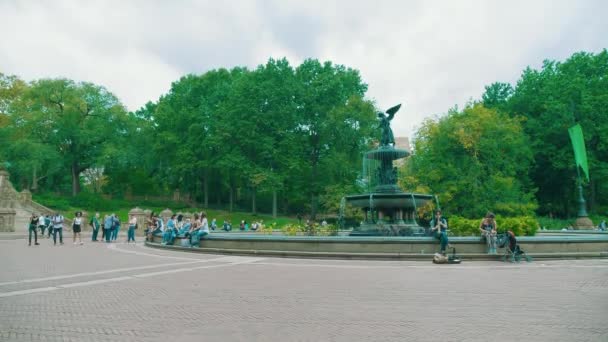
1 0 606 137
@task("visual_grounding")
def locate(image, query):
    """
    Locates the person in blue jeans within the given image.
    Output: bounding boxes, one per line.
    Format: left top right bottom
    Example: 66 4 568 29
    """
430 210 449 255
110 214 120 241
479 212 498 254
127 214 137 243
190 212 209 247
51 213 64 245
103 214 113 243
162 215 176 245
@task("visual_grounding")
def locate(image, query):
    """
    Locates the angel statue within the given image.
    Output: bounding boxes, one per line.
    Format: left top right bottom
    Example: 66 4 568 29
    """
378 104 401 147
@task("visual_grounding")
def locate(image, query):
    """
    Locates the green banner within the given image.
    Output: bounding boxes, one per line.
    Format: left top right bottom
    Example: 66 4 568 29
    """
568 124 590 181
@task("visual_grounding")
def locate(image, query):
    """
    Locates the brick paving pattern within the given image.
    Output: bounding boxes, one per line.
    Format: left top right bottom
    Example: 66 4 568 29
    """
1 238 607 341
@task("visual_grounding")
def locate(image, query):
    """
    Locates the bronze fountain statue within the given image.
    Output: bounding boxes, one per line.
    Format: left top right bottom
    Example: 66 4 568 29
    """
346 103 436 236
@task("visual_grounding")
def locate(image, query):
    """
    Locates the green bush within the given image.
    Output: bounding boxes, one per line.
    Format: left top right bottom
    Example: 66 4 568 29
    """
68 192 117 211
448 215 538 236
32 193 71 211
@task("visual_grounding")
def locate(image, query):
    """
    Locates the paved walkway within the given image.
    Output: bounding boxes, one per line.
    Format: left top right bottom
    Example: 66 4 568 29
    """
1 238 607 342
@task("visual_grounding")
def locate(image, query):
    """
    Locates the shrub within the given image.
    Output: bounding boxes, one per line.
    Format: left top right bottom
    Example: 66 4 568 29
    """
282 223 303 236
448 215 538 236
258 222 276 235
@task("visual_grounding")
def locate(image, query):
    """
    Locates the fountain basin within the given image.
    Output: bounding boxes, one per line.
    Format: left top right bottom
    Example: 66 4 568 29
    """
345 192 434 208
146 233 608 260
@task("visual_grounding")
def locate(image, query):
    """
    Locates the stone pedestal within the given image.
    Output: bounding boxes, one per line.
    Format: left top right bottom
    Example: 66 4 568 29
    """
160 208 173 224
574 217 594 229
0 170 19 209
129 207 147 236
0 208 16 232
20 190 32 205
80 211 89 231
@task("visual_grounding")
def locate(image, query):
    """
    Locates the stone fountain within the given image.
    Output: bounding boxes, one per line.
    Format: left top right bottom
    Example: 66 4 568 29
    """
347 104 435 236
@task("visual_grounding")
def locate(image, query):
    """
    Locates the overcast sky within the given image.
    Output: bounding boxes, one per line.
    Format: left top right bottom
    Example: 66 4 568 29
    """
1 0 606 138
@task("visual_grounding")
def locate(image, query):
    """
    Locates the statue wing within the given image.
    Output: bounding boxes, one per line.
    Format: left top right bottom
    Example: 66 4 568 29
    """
385 104 401 120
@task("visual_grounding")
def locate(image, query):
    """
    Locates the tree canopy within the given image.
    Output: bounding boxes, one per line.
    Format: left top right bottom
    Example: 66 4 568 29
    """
2 50 607 219
402 103 536 218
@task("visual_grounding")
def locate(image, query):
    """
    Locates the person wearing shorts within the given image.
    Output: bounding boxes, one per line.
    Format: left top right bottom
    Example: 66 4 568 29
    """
72 211 83 245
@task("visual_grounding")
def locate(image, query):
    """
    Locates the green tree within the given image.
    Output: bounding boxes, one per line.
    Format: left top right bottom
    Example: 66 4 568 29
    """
482 82 513 111
293 59 374 219
10 79 128 195
503 50 608 216
403 103 536 218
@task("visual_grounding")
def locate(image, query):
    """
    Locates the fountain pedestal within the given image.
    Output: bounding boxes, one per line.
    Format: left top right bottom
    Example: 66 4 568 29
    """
344 104 436 236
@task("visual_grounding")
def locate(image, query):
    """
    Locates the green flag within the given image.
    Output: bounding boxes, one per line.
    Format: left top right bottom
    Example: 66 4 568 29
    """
568 124 590 181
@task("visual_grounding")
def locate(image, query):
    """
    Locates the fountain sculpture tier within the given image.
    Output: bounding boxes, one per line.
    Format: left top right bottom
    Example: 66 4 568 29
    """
347 104 435 236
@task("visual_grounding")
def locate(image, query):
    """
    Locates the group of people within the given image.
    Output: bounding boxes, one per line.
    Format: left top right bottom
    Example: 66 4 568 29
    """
27 211 139 246
27 212 67 246
89 213 138 243
430 210 500 255
238 220 263 231
148 211 210 247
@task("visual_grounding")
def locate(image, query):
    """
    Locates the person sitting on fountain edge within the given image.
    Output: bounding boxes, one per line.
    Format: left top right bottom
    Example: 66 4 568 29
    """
430 210 449 255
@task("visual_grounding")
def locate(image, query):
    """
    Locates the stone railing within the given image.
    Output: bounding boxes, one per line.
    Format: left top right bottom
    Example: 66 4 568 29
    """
28 200 74 229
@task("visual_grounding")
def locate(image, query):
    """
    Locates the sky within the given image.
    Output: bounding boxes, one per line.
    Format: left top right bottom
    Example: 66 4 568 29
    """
1 0 606 138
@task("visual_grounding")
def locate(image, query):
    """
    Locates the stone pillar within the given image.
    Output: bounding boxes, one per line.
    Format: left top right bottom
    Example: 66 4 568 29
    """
80 211 89 231
0 208 16 232
173 189 180 202
129 207 147 236
0 170 19 208
20 190 32 205
160 208 173 225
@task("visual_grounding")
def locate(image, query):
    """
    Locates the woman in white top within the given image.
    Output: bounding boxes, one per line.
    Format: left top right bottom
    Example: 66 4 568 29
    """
127 215 137 243
72 211 83 245
189 212 209 247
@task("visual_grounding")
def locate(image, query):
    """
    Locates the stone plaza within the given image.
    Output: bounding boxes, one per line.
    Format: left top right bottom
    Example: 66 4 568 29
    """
1 237 607 342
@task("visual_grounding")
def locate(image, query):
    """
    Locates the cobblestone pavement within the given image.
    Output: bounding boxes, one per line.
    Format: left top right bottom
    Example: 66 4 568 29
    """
1 238 607 342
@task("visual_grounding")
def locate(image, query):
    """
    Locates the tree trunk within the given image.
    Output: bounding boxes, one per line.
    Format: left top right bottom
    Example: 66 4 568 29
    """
272 188 277 218
202 174 209 208
229 185 234 212
71 162 81 196
311 193 317 220
251 186 257 215
310 162 318 220
32 165 38 192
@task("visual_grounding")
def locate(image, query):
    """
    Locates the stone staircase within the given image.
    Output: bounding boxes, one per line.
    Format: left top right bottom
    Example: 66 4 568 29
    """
0 170 73 234
13 200 74 233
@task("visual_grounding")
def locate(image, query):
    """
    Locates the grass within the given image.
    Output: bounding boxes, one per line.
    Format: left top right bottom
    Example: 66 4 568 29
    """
537 215 607 230
32 193 299 227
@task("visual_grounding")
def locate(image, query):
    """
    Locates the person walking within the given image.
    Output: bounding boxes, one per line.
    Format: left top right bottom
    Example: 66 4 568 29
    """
52 212 64 246
37 214 46 237
90 212 101 242
127 215 137 243
28 213 40 246
72 211 84 245
44 215 52 238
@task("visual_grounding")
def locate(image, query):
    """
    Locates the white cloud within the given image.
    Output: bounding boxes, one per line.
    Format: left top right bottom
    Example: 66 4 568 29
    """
1 0 606 138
